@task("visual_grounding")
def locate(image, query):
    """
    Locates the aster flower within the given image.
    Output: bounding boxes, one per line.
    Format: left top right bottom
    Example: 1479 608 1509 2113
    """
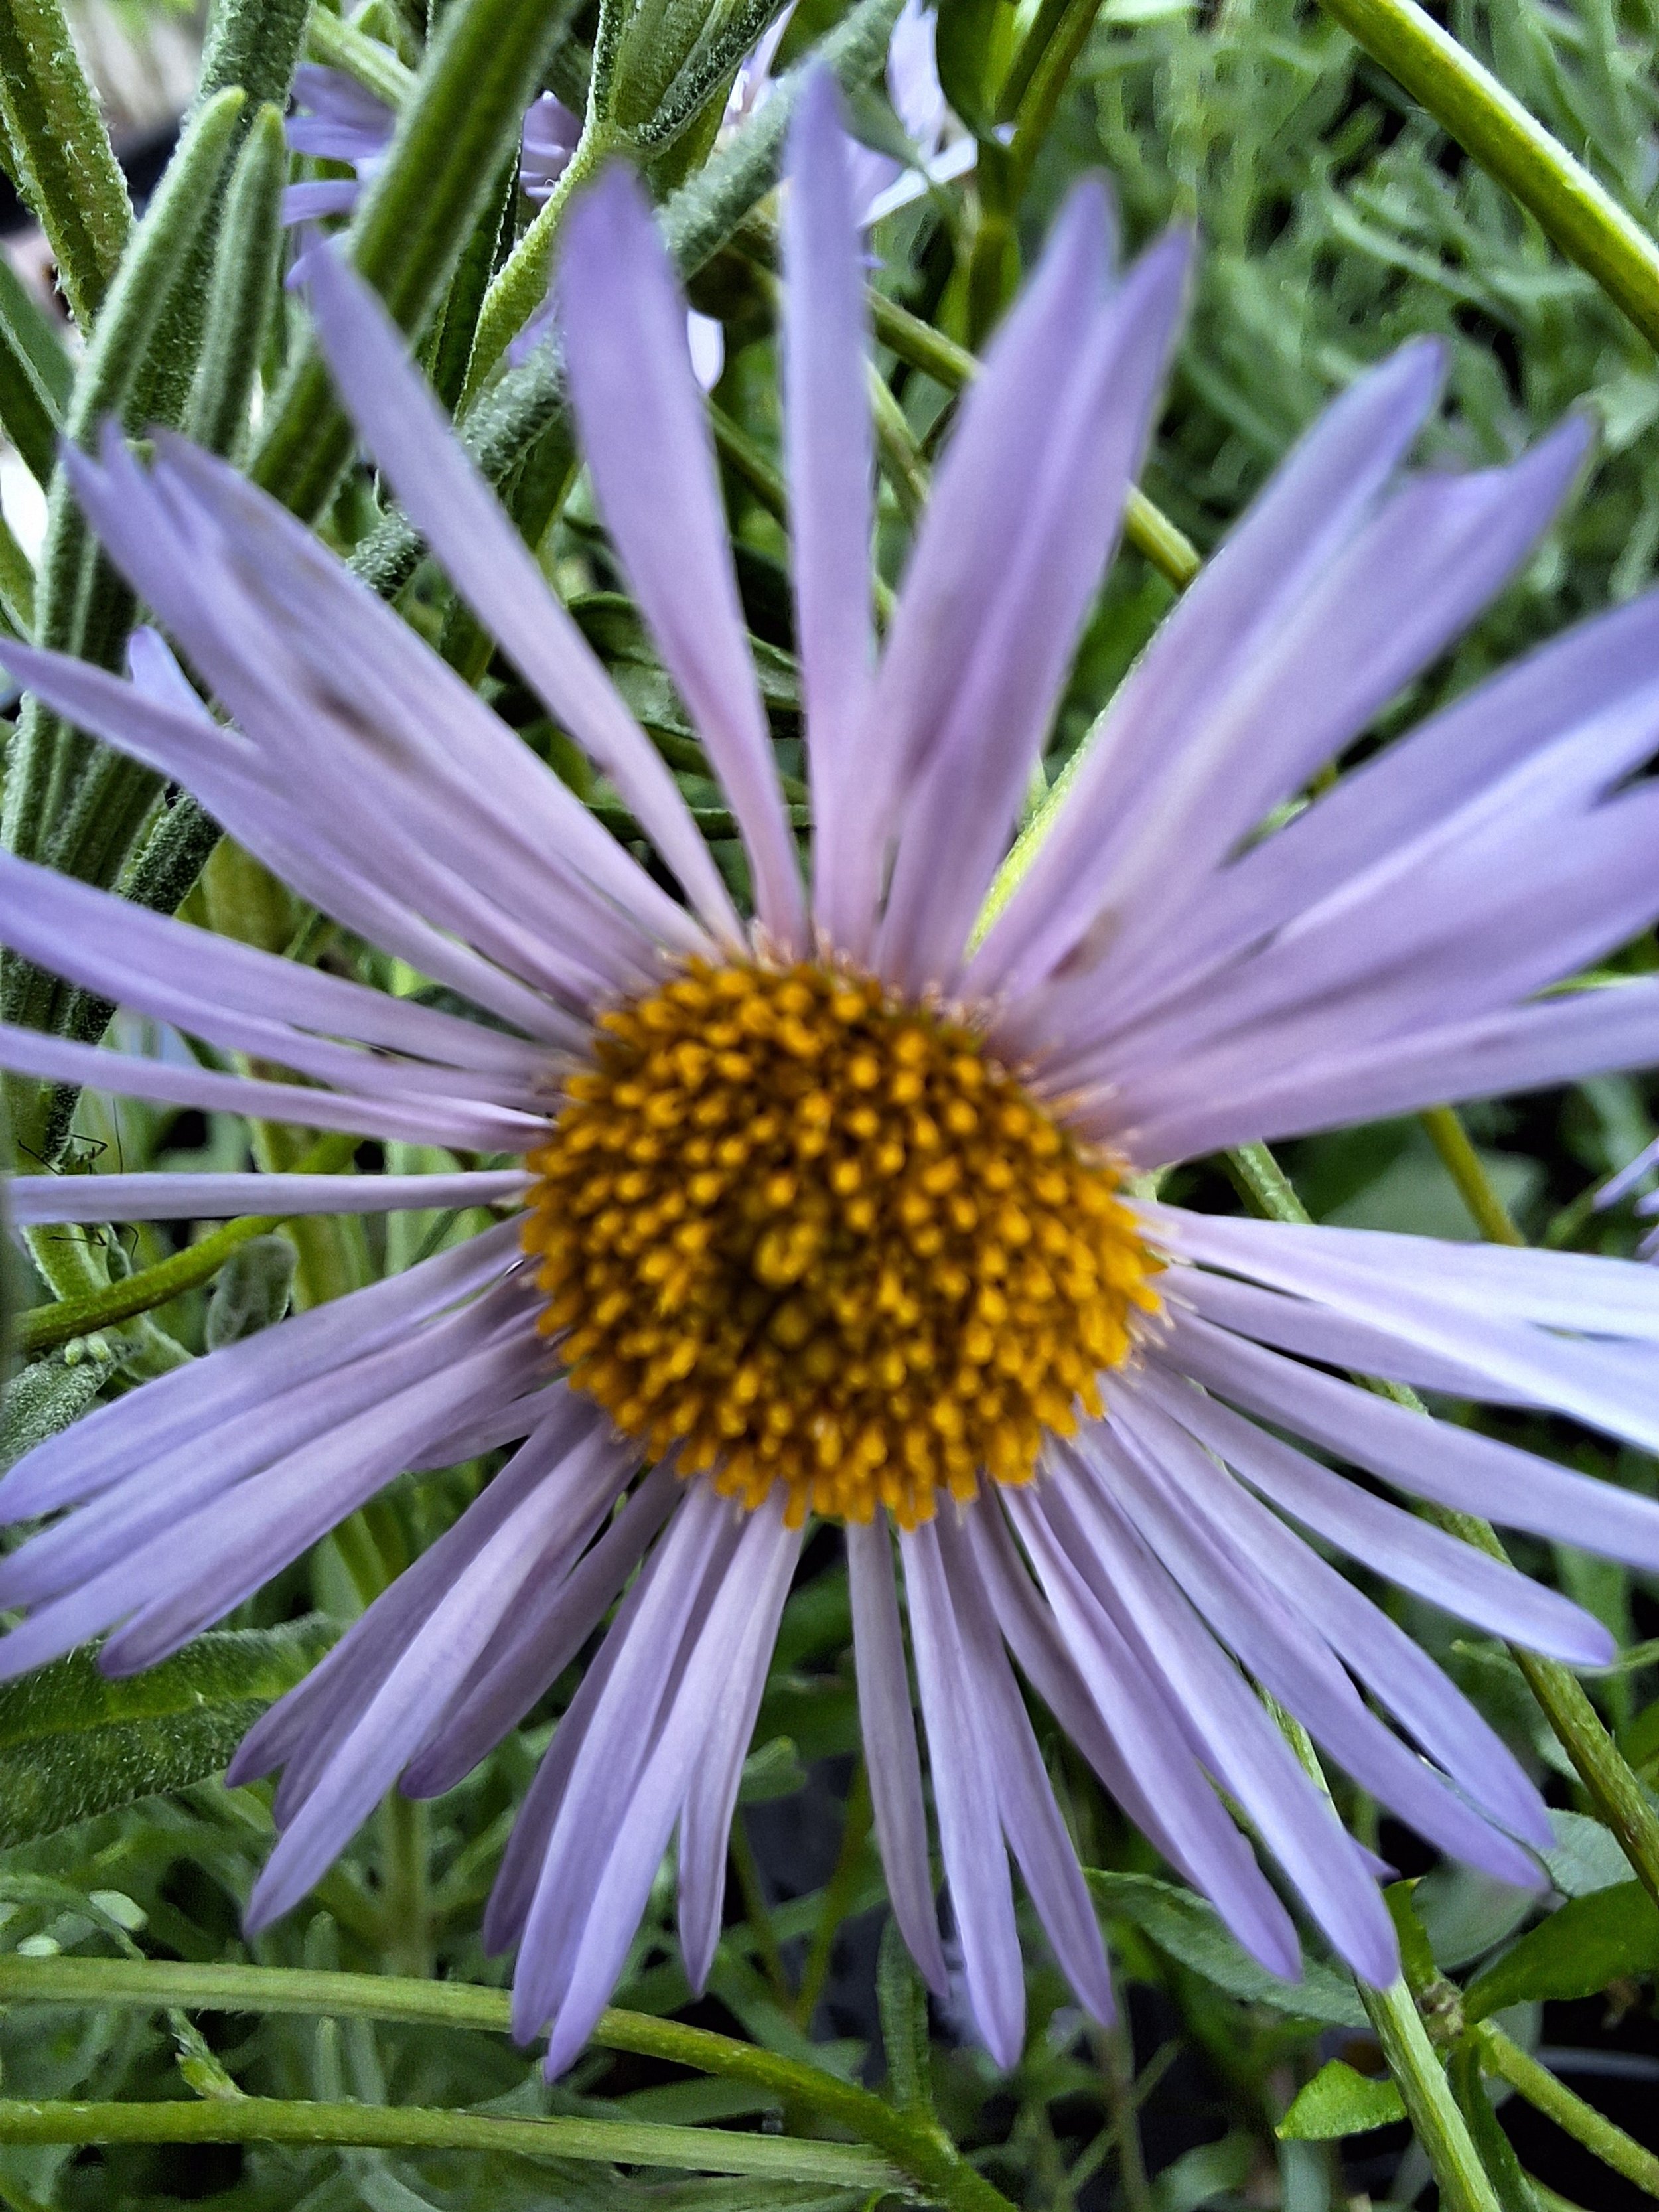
282 65 578 226
7 73 1659 2079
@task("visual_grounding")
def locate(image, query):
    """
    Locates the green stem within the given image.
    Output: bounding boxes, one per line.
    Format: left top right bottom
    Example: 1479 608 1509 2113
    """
0 1958 1017 2212
460 115 616 407
864 287 1200 587
1098 2017 1155 2212
1267 1702 1504 2212
792 1761 873 2030
0 2097 896 2186
1475 2026 1659 2200
14 1129 362 1355
1360 1984 1502 2212
0 0 131 329
1315 0 1659 355
1224 1140 1659 1917
1419 1106 1525 1245
378 1791 432 1981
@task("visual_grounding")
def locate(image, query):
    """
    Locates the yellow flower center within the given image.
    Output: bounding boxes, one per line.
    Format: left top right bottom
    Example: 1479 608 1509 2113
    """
522 960 1161 1528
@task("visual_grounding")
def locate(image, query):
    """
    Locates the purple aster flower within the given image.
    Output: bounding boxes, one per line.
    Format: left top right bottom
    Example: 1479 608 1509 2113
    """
283 66 579 226
7 72 1659 2081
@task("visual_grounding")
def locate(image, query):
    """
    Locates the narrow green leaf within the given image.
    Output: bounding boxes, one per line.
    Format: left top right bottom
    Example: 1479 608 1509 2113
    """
0 1617 337 1848
0 265 62 487
1463 1881 1659 2022
251 0 585 522
1278 2061 1407 2142
0 84 248 881
934 0 1011 139
0 250 70 409
0 494 34 634
1086 1870 1367 2026
187 102 289 459
0 0 131 329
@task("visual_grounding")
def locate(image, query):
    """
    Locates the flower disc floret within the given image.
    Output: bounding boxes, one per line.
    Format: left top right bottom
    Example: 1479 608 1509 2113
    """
524 961 1162 1526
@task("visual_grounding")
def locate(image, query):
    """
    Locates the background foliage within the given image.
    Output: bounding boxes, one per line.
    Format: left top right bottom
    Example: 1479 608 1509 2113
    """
1 0 1659 2205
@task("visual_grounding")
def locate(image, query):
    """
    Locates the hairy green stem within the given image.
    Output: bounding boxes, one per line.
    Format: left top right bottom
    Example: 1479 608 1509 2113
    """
15 1130 362 1354
1315 0 1659 355
865 285 1201 587
305 6 416 110
0 2097 897 2185
0 1958 1017 2212
1475 2025 1659 2199
1419 1105 1526 1245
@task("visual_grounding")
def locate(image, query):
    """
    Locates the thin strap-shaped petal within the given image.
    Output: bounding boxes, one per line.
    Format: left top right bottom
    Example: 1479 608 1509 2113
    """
1137 1342 1607 1662
1114 976 1659 1168
1095 1409 1545 1876
875 228 1191 995
1021 1470 1399 1987
782 70 875 936
0 1218 522 1521
998 1483 1303 1980
8 1170 528 1225
300 245 740 944
402 1460 674 1802
512 1486 736 2040
970 339 1446 1001
818 180 1116 958
1152 1207 1659 1459
845 1514 948 1992
678 1495 804 1993
0 847 553 1078
899 1520 1025 2068
230 1392 607 1789
558 170 806 950
1121 1373 1565 1831
1166 1305 1659 1568
0 1021 542 1152
935 1512 1115 2022
245 1453 588 1933
544 1494 799 2077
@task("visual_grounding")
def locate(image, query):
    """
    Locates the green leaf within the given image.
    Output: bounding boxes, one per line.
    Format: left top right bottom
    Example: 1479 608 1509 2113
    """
0 1343 117 1471
1 82 248 938
0 259 62 488
737 1735 808 1805
187 102 289 460
1086 1870 1367 2026
1540 1810 1635 1897
0 0 132 330
0 1617 336 1848
1278 2061 1407 2141
203 1232 297 1349
1463 1881 1659 2023
934 0 1014 139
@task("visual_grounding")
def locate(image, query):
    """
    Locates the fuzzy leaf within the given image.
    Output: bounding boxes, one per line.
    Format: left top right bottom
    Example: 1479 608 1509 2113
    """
1463 1881 1659 2022
0 1617 336 1848
1087 1870 1366 2026
1278 2061 1407 2141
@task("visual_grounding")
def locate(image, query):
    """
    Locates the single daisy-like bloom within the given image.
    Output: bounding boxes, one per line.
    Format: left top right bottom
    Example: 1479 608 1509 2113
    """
9 72 1659 2077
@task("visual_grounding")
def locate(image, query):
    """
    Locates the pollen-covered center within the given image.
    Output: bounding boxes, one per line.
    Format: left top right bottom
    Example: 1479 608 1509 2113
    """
522 961 1161 1528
